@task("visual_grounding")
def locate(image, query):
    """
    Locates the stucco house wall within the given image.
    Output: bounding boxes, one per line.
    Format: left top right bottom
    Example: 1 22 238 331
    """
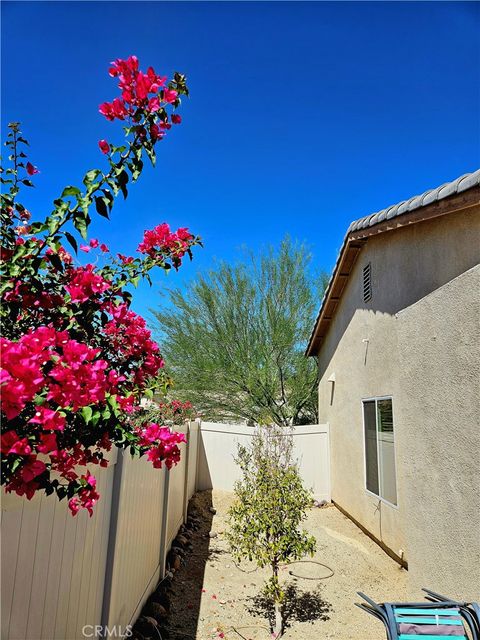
317 205 480 569
396 264 480 599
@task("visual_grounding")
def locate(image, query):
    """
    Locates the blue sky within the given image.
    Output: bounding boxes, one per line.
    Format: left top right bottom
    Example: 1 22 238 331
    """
2 1 479 321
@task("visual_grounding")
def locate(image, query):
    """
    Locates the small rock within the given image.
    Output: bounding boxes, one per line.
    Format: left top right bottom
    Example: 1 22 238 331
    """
145 601 168 619
168 554 181 571
209 507 217 514
152 591 171 610
172 546 185 556
208 531 218 538
176 535 188 546
135 616 158 637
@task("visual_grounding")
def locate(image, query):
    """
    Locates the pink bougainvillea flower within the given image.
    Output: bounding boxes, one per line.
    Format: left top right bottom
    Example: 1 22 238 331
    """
68 473 100 516
100 243 109 253
21 458 46 482
98 139 110 154
117 253 134 265
163 89 178 104
26 162 40 176
80 245 91 253
36 433 58 454
65 265 111 303
99 98 129 121
5 476 39 500
89 238 99 248
149 124 165 142
68 497 81 516
1 431 32 456
171 114 182 124
29 406 66 431
147 96 161 113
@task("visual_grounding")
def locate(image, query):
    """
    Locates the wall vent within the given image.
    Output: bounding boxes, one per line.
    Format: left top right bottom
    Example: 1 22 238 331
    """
363 263 372 303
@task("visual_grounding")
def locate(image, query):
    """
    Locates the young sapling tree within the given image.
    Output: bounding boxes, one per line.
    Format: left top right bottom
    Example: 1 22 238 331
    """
226 425 316 637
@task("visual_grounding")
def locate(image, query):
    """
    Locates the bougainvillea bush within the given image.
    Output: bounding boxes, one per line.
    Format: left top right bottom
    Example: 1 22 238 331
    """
0 56 201 516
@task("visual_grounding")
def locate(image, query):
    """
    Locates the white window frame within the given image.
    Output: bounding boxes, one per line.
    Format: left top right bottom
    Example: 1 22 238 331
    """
361 396 398 509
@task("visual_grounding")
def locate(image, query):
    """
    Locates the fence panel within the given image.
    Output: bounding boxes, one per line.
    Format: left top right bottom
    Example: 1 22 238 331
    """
1 456 115 640
186 419 200 501
197 422 331 501
165 440 187 551
103 452 166 631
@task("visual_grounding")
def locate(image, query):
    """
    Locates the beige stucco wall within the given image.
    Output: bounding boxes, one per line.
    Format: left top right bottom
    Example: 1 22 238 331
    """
317 205 480 577
396 265 480 599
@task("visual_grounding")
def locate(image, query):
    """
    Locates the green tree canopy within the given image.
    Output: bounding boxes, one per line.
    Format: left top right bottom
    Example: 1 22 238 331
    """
152 237 328 426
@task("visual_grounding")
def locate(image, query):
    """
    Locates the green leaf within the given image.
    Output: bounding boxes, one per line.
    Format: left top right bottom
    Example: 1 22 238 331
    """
64 231 78 254
83 169 101 186
130 159 143 182
117 169 129 199
22 179 34 187
61 185 81 197
73 213 88 239
145 145 156 167
95 196 110 219
81 406 93 423
48 251 64 273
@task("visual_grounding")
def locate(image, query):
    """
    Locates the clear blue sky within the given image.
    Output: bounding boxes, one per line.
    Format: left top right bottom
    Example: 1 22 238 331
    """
2 1 479 320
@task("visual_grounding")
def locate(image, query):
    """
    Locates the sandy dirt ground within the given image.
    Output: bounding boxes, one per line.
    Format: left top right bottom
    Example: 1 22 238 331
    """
163 490 408 640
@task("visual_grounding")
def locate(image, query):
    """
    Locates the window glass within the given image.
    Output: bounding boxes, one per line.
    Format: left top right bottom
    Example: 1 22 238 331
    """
377 399 397 505
363 398 397 505
363 400 379 495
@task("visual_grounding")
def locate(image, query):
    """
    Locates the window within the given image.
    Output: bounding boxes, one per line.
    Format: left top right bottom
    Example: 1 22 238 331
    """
363 397 397 505
363 262 372 303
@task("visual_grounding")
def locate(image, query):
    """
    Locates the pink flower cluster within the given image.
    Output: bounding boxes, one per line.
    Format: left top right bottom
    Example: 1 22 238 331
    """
68 474 100 516
65 265 111 303
103 303 165 385
3 280 64 311
99 55 177 122
0 326 116 420
137 223 194 263
137 423 186 469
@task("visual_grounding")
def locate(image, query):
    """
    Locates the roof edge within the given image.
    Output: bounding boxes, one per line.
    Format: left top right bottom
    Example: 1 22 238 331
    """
306 180 480 357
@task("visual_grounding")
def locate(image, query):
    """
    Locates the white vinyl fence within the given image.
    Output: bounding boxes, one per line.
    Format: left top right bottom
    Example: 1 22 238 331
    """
1 420 201 640
197 422 331 502
1 419 330 640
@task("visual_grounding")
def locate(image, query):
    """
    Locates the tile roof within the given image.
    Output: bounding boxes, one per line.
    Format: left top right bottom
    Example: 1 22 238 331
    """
347 169 480 233
306 169 480 356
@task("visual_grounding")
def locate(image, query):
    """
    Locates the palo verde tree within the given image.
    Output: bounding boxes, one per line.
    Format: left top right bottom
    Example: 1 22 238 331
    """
153 238 328 426
226 425 316 638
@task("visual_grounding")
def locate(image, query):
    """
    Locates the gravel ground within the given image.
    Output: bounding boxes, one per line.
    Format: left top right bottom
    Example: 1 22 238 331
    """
164 490 408 640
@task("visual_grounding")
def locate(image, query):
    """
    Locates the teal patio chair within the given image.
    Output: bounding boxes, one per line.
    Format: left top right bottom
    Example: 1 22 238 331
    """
356 591 477 640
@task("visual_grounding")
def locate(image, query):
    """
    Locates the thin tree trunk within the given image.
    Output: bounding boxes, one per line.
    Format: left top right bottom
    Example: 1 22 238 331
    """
272 563 283 638
274 600 283 638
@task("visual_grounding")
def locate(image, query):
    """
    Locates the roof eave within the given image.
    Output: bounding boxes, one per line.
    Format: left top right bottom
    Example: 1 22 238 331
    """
306 185 480 357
